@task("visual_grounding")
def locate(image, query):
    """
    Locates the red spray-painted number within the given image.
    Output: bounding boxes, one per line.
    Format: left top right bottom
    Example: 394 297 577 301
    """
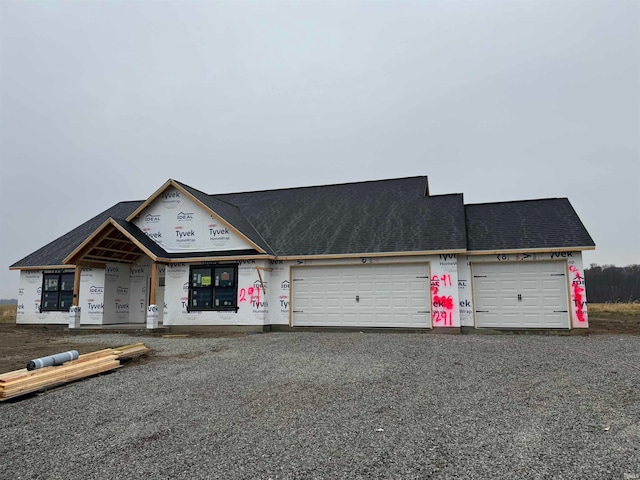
239 286 260 304
568 266 586 322
433 311 453 326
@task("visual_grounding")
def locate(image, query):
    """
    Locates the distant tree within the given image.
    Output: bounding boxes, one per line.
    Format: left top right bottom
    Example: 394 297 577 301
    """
585 264 640 302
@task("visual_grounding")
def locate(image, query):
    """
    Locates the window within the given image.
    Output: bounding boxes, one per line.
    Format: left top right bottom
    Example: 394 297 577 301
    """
41 272 75 311
189 264 238 311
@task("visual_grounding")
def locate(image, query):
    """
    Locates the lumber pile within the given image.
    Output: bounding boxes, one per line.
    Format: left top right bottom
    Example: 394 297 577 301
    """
111 342 150 360
0 343 150 401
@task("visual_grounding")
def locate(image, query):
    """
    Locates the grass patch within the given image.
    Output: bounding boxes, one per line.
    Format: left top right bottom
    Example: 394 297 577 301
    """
588 303 640 319
0 304 17 324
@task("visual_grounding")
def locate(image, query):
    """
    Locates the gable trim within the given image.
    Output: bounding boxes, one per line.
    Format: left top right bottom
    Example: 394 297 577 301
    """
63 218 159 265
124 179 174 221
125 180 266 254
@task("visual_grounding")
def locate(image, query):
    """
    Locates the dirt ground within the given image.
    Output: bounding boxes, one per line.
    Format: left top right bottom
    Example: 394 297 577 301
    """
1 316 639 374
0 326 124 373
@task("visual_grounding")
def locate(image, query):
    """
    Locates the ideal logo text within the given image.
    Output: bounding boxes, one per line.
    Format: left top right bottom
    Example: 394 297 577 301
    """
177 212 194 221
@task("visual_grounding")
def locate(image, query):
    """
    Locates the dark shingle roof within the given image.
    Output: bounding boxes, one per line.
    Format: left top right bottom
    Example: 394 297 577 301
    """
10 201 143 268
10 178 595 269
111 218 169 258
465 198 595 251
218 177 467 255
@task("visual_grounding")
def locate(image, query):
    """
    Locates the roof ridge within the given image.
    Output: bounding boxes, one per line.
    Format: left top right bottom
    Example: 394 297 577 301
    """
466 197 568 207
173 179 243 209
213 176 428 196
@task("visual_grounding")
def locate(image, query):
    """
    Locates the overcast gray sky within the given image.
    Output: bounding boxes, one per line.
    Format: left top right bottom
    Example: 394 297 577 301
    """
1 0 638 298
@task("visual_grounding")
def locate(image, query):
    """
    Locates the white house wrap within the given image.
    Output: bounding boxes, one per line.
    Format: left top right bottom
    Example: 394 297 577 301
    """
10 177 595 331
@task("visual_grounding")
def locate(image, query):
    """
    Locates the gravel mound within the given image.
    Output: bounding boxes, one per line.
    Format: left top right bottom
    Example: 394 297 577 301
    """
2 332 639 479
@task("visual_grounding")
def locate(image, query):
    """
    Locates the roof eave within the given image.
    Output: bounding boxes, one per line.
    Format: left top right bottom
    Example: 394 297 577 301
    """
278 249 468 261
9 264 72 271
466 246 596 256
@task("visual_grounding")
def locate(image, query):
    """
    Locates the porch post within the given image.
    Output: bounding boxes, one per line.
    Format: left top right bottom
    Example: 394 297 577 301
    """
68 264 82 329
146 261 159 329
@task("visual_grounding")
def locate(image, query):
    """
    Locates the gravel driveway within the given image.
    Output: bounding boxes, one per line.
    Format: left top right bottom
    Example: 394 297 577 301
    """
2 332 639 479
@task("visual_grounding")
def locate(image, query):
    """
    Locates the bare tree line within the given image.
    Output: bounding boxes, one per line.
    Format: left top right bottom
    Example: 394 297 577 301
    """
585 264 640 303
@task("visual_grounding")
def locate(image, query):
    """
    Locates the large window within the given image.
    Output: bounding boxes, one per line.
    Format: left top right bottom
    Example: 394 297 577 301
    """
41 272 75 311
189 264 238 311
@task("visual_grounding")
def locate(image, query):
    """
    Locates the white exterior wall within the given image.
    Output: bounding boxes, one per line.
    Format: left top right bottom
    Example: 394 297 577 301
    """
132 187 253 253
267 260 290 325
80 268 105 325
458 251 588 328
103 264 130 325
14 251 588 329
163 259 270 326
16 270 69 324
77 261 156 326
129 260 150 324
567 252 588 328
150 255 461 327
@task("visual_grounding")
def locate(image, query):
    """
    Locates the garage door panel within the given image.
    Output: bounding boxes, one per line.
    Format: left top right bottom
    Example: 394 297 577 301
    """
541 279 562 291
375 297 391 309
325 298 342 308
474 261 569 328
292 263 430 328
359 298 375 308
541 295 562 308
522 313 543 327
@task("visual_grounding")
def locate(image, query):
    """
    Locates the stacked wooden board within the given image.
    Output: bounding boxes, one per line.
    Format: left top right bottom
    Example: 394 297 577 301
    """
0 343 150 401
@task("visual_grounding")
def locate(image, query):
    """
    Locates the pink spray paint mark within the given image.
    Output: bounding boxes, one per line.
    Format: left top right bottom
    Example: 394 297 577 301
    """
569 265 586 322
238 286 261 304
431 275 453 326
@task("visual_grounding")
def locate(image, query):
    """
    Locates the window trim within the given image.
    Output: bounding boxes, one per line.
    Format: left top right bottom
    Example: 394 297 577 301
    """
40 271 75 312
188 264 239 312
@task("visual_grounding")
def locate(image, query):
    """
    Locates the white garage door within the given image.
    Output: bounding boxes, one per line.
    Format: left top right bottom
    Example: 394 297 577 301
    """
472 261 570 328
291 263 431 328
